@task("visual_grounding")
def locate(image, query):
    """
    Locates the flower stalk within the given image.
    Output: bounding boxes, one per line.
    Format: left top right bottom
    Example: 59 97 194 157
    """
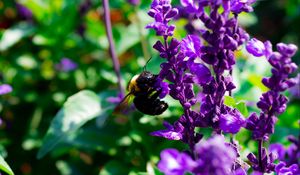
103 0 124 96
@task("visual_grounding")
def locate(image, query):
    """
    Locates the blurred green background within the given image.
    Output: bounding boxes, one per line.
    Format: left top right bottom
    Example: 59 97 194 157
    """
0 0 299 175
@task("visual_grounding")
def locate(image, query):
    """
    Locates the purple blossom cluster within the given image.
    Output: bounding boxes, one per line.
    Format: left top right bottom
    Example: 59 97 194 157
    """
245 40 298 172
270 135 300 167
158 135 237 175
0 84 12 95
145 0 299 175
55 58 78 72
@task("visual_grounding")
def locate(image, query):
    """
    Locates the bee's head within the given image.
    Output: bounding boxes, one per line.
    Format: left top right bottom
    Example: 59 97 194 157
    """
136 71 157 90
127 71 158 93
138 71 156 82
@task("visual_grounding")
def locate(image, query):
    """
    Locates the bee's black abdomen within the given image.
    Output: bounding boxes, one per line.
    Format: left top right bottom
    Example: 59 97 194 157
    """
133 96 168 115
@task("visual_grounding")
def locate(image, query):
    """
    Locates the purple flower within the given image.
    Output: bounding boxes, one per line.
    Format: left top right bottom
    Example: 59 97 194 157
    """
286 135 300 166
199 77 236 130
188 62 211 84
257 91 288 114
154 78 170 98
263 43 298 92
219 109 245 134
181 35 202 59
194 135 237 175
180 0 202 15
245 113 278 140
153 38 180 59
269 143 286 161
157 136 239 175
16 3 33 20
276 43 298 57
269 136 300 167
0 84 13 95
275 162 300 175
151 121 184 141
233 168 248 175
146 0 178 37
55 58 78 72
106 93 123 104
246 38 272 57
230 0 256 14
247 148 276 173
157 148 196 175
289 74 300 99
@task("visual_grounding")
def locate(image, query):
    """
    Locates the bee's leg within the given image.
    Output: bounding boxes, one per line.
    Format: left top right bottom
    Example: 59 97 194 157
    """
150 89 162 100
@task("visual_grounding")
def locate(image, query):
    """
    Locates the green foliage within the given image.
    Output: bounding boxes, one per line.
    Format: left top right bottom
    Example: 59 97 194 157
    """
37 90 101 159
0 23 35 51
224 96 249 117
0 155 14 175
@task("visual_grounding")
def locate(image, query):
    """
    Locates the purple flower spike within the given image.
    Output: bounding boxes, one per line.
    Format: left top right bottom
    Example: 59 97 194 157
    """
269 136 300 167
146 0 178 37
55 58 78 72
246 38 267 57
219 109 245 134
189 62 211 84
194 135 237 175
157 148 196 175
181 35 202 59
276 43 297 57
275 162 300 175
0 84 13 95
247 148 277 173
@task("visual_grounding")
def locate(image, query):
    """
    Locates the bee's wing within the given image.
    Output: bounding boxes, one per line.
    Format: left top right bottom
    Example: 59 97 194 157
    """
113 92 134 115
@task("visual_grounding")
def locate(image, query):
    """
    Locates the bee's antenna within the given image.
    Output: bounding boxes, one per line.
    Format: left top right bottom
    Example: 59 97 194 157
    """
143 57 152 71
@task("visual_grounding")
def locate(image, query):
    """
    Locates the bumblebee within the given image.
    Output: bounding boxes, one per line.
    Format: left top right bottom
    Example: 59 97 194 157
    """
115 71 168 115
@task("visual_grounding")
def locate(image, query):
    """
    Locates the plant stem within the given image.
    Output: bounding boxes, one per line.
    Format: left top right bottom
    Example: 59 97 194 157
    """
258 139 263 172
229 69 233 96
103 0 124 96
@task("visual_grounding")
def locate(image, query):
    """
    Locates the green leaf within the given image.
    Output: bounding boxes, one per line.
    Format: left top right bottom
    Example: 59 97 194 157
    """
115 24 140 55
56 160 83 175
236 102 249 117
224 96 249 117
153 167 164 175
0 155 14 175
0 23 34 51
62 124 119 154
248 74 269 92
224 96 236 107
20 0 49 22
99 160 129 175
37 90 101 159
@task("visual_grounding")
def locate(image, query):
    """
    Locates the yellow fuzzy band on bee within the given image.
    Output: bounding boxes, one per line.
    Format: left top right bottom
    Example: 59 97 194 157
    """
128 74 140 92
